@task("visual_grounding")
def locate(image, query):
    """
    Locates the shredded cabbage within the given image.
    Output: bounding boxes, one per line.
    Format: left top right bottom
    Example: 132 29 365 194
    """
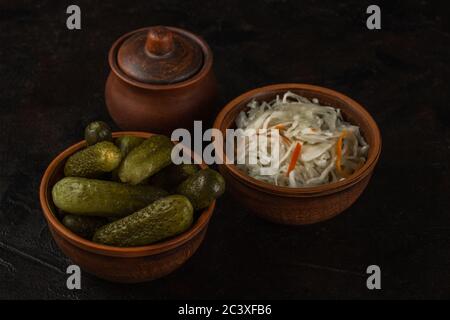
235 91 369 187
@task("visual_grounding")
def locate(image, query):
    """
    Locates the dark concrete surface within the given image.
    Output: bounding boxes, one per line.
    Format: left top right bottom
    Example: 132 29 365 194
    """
0 0 449 299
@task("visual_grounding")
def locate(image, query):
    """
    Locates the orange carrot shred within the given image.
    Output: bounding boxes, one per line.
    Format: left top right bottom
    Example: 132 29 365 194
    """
336 130 351 177
286 142 302 177
274 124 286 130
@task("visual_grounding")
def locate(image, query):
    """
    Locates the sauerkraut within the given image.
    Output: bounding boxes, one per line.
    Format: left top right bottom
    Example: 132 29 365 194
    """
235 91 369 187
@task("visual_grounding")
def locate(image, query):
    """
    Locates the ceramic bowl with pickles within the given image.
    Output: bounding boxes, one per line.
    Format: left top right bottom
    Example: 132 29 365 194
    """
40 121 225 283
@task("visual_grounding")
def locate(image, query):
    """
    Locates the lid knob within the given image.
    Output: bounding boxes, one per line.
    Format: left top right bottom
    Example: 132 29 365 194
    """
145 26 174 56
116 26 204 84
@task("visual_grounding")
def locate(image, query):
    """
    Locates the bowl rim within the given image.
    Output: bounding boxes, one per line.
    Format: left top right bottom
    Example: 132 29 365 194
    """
39 131 215 258
108 26 214 90
213 83 382 197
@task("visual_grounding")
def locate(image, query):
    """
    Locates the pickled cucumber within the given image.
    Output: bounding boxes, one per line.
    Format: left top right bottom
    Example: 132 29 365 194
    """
52 177 168 217
177 168 225 210
118 135 173 185
84 121 112 146
150 163 199 191
111 136 145 181
93 195 194 247
62 215 107 238
64 141 121 178
115 136 145 156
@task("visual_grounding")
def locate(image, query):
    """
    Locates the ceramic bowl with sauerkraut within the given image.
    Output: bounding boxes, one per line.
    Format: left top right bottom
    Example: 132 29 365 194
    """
213 84 381 225
235 91 369 188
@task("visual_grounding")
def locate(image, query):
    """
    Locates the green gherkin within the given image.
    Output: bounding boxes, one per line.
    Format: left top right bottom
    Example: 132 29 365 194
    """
111 136 145 181
62 215 107 239
176 169 225 210
150 163 199 191
84 121 112 146
118 135 173 185
93 195 194 247
114 136 145 156
64 141 122 178
52 177 168 217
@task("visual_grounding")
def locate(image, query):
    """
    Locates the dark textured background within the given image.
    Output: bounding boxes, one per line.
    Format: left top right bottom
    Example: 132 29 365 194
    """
1 0 449 299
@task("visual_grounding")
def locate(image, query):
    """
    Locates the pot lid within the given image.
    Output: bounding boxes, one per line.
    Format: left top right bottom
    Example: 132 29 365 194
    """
116 26 203 84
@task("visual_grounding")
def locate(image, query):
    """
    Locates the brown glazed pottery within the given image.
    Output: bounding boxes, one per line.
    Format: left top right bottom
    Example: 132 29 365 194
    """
213 83 381 225
105 26 217 134
40 132 215 283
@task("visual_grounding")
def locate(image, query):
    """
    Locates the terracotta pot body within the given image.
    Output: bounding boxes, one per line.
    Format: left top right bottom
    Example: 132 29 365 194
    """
220 167 372 225
50 225 208 283
105 27 217 134
40 132 215 283
213 83 382 225
105 70 217 134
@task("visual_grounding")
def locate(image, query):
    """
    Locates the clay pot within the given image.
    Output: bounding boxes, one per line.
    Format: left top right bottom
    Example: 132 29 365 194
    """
213 83 382 225
105 26 217 135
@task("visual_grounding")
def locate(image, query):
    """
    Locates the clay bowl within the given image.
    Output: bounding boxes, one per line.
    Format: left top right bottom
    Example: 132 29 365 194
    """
39 132 215 283
213 83 381 225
